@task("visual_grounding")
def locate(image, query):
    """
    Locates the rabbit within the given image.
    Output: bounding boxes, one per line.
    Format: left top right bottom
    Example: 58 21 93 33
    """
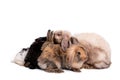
24 37 46 69
13 48 29 66
54 30 71 51
74 33 111 69
37 30 64 73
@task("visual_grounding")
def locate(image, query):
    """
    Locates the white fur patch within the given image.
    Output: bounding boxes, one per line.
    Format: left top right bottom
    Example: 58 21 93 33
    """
13 48 29 66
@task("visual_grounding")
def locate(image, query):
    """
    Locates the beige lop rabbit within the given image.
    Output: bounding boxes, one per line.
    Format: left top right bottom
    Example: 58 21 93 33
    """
74 33 111 69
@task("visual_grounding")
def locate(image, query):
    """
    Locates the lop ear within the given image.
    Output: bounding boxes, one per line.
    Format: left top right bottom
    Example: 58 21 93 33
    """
70 37 79 44
61 39 71 52
61 37 78 51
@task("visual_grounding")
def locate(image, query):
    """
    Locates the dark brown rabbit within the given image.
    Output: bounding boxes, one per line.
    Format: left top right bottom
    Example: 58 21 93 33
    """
37 30 64 73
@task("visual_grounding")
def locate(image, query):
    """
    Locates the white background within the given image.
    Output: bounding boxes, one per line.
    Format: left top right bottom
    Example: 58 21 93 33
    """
0 0 120 80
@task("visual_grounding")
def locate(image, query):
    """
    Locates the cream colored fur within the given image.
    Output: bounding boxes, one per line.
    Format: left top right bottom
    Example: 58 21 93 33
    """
13 48 29 66
74 33 111 69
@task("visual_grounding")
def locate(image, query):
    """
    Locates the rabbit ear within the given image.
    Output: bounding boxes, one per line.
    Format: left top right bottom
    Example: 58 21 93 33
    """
46 29 54 43
61 39 71 52
47 30 51 41
49 31 54 43
70 37 79 44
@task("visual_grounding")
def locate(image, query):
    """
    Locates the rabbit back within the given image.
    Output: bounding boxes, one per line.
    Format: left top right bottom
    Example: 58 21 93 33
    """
74 33 111 69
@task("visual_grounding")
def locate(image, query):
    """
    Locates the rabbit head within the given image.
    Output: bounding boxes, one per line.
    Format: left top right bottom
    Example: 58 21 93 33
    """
37 30 63 73
65 44 88 72
61 37 88 72
54 30 71 51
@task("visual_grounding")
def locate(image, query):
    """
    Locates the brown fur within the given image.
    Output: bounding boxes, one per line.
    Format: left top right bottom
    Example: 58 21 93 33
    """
37 30 64 73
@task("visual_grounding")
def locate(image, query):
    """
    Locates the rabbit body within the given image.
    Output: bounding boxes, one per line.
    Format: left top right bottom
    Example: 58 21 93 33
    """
74 33 111 69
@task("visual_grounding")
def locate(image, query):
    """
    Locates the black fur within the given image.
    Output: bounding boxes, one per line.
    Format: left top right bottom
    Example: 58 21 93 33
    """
24 37 46 69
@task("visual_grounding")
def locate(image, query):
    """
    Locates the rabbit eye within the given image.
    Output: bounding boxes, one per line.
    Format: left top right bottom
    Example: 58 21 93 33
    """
57 33 62 36
77 52 81 55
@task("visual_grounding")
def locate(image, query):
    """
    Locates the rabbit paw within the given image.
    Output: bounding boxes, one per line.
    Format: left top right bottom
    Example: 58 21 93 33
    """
82 64 94 69
45 69 64 73
71 68 81 72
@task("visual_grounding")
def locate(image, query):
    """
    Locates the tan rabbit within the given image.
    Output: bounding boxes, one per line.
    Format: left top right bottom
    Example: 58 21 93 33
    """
74 33 111 69
37 30 64 73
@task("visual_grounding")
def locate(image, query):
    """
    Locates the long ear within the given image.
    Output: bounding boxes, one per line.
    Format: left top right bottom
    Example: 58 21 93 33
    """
70 37 79 44
61 39 71 52
47 29 51 41
41 30 51 50
49 31 54 43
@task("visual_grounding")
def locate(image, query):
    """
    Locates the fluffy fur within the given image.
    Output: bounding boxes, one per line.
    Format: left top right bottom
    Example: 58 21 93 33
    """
13 48 29 66
54 30 71 51
54 30 71 43
63 44 88 72
37 30 63 73
24 37 46 69
38 43 63 73
74 33 111 69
